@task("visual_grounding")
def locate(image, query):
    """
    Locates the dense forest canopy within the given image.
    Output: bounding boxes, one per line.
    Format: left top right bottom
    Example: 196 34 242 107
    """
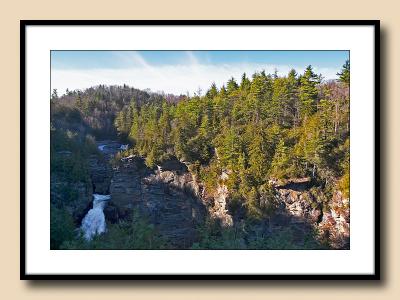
50 61 350 249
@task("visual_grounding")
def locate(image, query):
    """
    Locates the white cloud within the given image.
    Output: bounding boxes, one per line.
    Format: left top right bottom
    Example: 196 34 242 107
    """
186 51 200 66
51 63 339 96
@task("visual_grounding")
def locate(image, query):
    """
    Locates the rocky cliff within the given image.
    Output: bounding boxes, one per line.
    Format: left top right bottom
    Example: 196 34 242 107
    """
201 170 233 227
106 155 349 249
74 141 350 250
109 156 206 248
273 179 350 249
317 191 350 249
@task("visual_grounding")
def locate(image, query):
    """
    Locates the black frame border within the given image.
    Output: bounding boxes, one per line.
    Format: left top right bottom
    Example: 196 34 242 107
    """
20 19 380 280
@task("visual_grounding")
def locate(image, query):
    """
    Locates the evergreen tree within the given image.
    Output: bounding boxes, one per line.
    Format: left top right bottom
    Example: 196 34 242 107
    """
226 77 239 94
51 89 58 101
337 60 350 86
299 65 320 119
240 73 251 93
286 69 300 126
271 138 289 178
206 82 218 99
248 132 268 184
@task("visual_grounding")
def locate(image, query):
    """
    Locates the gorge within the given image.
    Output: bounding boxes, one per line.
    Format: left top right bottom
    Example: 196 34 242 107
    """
72 140 349 249
50 62 350 250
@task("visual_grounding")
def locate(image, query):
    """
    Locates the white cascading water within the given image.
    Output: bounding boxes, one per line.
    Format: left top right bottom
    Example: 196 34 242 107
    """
81 194 111 241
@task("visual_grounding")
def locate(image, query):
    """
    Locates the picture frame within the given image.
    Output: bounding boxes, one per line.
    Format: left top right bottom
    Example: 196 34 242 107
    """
21 20 380 279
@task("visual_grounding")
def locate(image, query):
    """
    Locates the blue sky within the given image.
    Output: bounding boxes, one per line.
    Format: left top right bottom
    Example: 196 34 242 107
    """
51 50 349 95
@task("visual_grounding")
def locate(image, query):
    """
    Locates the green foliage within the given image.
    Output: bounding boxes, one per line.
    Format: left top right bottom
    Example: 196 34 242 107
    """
51 89 58 101
270 138 289 178
50 205 76 249
247 132 269 184
114 102 135 139
53 85 165 138
206 82 219 99
299 65 320 118
62 211 166 250
145 148 157 168
226 77 239 94
339 138 350 198
191 219 245 249
50 126 96 183
337 60 350 86
192 218 325 250
247 227 325 250
199 161 221 193
339 171 350 199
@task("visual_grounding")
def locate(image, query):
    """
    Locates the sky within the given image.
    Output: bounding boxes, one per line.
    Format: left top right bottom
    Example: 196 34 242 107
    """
51 50 349 96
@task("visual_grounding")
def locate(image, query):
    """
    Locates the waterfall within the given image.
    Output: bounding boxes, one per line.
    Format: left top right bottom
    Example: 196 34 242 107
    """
81 194 111 241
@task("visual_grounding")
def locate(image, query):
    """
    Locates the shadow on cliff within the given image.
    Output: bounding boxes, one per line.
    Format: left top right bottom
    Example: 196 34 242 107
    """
106 156 207 249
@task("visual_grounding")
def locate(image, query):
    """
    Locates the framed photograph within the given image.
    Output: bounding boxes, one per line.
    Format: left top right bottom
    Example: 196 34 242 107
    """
21 20 380 279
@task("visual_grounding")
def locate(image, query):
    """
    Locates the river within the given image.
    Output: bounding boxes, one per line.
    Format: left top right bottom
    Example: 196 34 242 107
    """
80 141 125 240
81 194 111 240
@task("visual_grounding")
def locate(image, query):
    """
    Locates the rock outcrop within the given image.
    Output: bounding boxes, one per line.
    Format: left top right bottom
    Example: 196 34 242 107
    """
277 188 322 224
317 191 350 249
203 170 233 227
272 179 350 249
88 155 113 194
109 156 206 248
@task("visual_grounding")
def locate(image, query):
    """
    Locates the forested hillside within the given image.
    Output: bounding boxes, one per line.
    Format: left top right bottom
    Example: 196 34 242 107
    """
51 84 182 138
114 63 350 217
51 61 350 250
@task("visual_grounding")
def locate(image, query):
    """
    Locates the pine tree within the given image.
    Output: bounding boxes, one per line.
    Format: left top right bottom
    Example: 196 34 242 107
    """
76 93 83 111
206 82 218 99
199 114 210 137
226 77 239 94
158 101 172 145
271 138 288 178
271 77 287 125
299 65 320 119
218 127 242 169
337 60 350 86
248 132 268 184
240 73 251 94
129 106 140 143
51 89 58 101
219 85 227 97
286 69 300 127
